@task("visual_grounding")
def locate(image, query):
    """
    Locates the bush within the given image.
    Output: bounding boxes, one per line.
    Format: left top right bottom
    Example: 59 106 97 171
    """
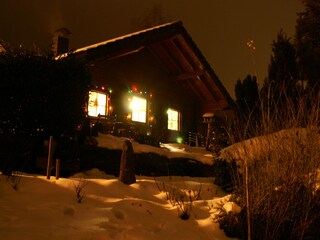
154 178 202 220
73 178 89 203
217 91 320 240
212 158 239 193
0 51 90 138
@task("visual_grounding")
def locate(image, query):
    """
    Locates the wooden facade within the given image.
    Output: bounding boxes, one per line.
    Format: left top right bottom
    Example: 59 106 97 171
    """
61 22 234 143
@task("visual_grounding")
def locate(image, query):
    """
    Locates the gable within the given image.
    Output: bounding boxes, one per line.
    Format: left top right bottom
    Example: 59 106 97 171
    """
62 21 234 113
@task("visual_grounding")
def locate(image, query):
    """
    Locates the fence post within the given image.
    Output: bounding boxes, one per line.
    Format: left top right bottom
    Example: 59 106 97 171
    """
55 159 60 180
46 136 53 180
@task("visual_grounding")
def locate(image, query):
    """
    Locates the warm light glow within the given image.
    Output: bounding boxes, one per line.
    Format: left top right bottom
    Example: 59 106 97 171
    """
246 39 256 50
167 108 180 131
88 91 107 117
130 96 146 123
132 85 138 92
176 136 183 144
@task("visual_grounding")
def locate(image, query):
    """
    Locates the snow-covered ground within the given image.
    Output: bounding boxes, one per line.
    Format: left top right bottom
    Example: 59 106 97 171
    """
0 133 234 240
95 133 215 165
0 169 232 240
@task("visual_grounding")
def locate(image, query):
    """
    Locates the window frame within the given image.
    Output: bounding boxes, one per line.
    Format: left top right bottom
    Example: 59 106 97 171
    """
167 108 181 131
130 95 147 123
87 90 108 117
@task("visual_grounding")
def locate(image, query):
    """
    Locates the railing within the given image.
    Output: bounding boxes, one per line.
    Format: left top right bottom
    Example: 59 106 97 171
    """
188 132 199 147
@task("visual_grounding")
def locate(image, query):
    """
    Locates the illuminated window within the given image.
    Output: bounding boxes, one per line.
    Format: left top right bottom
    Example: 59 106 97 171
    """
130 96 147 123
88 91 107 117
167 108 180 131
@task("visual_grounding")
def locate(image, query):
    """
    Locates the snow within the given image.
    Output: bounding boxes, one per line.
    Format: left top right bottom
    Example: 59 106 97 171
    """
0 169 232 240
222 202 241 214
0 134 233 240
55 22 178 60
219 127 320 163
95 133 215 165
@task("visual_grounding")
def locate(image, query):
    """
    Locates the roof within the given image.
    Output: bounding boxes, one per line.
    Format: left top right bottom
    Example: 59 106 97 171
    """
59 21 234 112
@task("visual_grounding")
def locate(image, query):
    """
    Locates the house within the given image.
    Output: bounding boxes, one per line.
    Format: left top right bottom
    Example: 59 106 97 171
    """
57 21 234 143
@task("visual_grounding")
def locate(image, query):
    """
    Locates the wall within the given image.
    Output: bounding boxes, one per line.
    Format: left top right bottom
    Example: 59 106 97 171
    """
89 48 201 142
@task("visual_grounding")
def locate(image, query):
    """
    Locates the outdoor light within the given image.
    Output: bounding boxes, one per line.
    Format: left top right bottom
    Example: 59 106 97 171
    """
132 85 138 92
176 136 183 144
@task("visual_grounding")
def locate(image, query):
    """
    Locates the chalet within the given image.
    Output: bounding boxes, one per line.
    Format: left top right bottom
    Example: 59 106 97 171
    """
56 21 234 143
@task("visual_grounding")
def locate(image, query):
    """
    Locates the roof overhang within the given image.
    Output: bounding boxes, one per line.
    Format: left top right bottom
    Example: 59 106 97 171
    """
57 21 234 112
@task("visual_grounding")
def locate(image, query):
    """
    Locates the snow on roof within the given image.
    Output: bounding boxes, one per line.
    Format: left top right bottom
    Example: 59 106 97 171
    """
56 21 179 59
202 112 214 118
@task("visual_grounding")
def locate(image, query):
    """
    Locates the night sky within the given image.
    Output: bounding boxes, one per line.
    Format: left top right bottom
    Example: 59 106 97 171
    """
0 0 303 98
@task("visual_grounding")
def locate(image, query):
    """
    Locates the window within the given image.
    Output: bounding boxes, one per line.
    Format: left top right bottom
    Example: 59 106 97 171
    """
130 96 147 123
167 108 180 131
88 91 107 117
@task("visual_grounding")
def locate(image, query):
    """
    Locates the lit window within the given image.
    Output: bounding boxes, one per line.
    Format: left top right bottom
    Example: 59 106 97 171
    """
167 108 180 131
130 96 147 123
88 91 107 117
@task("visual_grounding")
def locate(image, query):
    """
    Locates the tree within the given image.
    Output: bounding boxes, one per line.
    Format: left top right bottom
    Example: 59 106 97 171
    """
268 30 299 92
234 75 260 139
0 51 91 138
235 75 260 116
262 30 300 108
295 0 320 92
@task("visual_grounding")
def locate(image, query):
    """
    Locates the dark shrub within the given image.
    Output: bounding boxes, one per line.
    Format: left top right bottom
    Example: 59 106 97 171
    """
212 158 238 192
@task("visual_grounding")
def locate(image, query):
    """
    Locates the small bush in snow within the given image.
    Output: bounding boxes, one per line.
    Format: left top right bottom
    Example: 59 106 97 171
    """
7 171 23 190
73 178 89 203
154 178 202 220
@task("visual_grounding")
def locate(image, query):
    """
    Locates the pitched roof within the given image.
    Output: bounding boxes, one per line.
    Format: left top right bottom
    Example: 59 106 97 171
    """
60 21 234 111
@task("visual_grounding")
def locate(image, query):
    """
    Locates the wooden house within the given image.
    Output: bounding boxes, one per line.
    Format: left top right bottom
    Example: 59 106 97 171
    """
58 22 234 143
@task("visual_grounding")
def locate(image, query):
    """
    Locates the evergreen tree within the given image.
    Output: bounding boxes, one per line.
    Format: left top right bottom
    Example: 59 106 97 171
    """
235 74 260 116
269 30 299 90
295 0 320 92
263 30 299 106
234 75 261 139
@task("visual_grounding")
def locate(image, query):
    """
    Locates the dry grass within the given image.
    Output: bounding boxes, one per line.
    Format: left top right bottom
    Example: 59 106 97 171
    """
73 178 89 203
154 177 202 220
219 91 320 239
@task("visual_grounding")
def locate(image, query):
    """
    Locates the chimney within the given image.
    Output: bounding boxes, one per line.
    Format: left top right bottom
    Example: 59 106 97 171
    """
0 40 6 53
52 28 70 57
